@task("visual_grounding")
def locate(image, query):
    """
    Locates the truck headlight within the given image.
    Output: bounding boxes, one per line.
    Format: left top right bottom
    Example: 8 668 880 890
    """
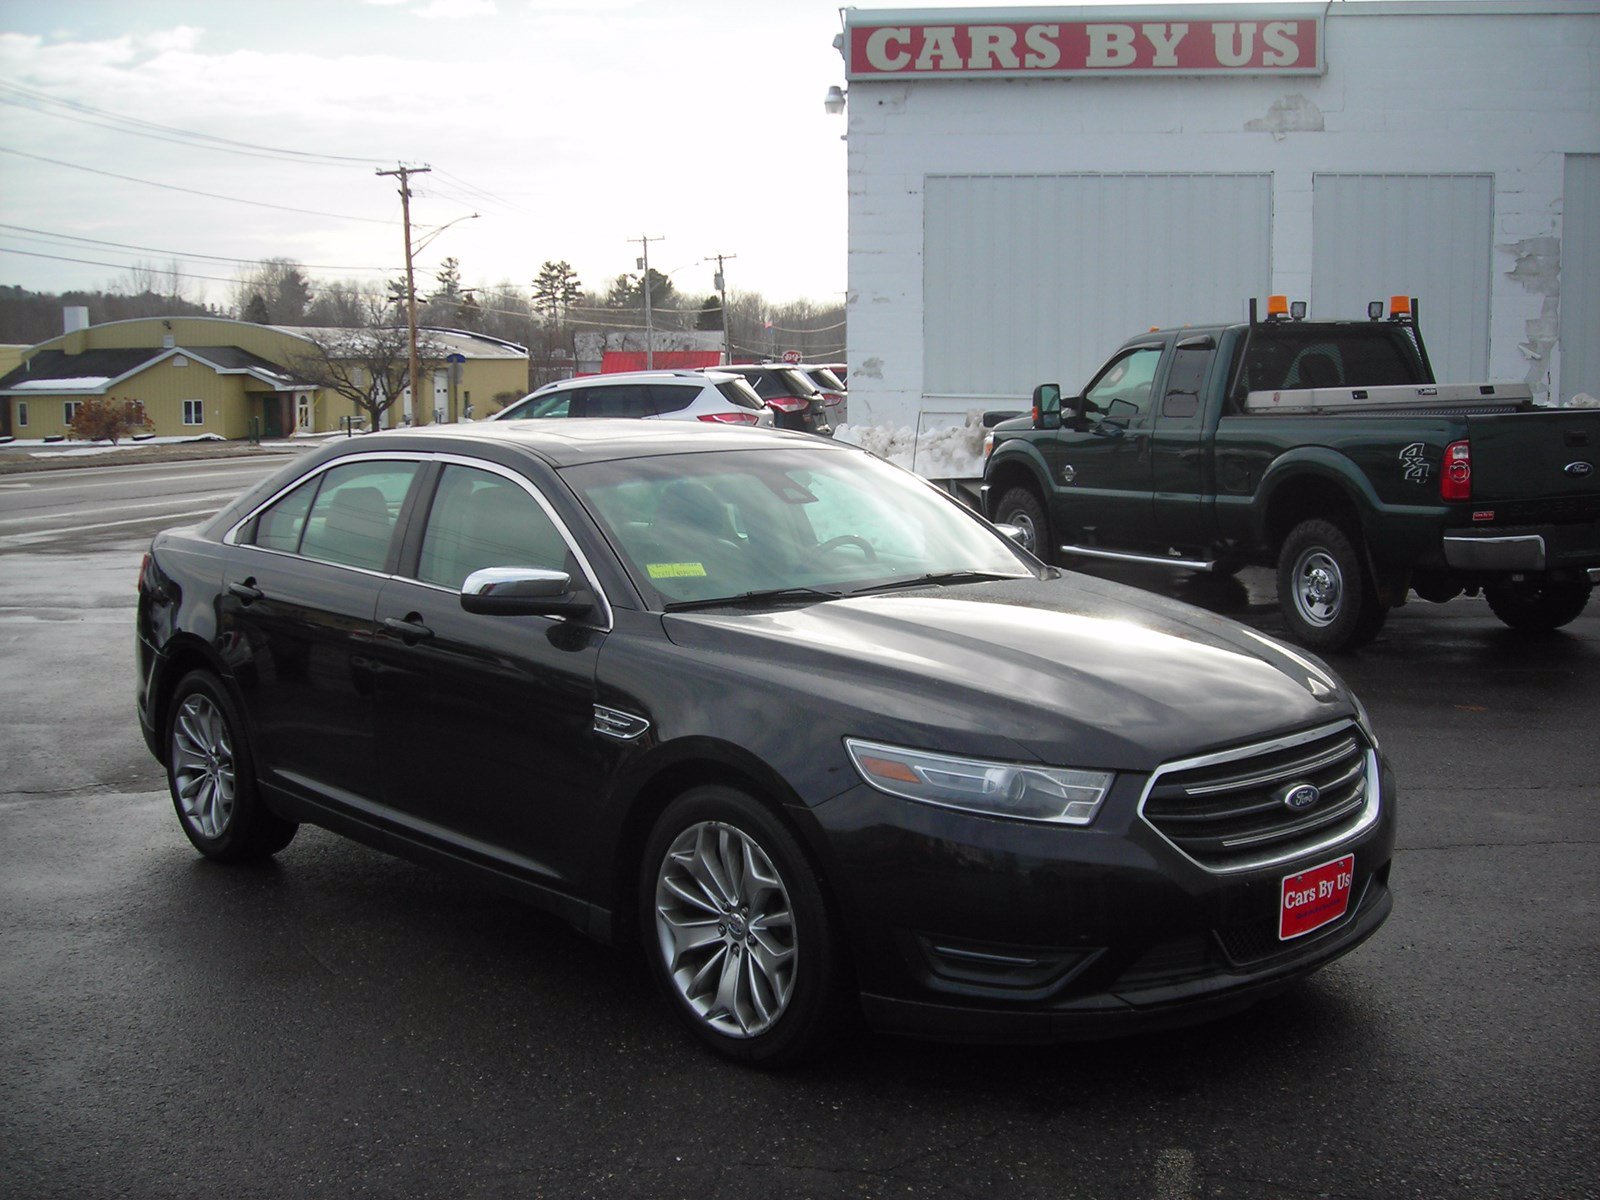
845 739 1113 825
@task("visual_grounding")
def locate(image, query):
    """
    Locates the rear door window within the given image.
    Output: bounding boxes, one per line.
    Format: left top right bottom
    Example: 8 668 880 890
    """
580 385 653 419
297 460 421 572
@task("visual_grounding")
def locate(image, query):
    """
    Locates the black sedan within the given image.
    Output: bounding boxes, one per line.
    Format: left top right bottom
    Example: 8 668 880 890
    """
137 421 1394 1066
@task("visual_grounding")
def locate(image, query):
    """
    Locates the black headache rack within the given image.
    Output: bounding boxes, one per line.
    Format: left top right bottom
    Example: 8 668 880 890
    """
1226 295 1439 408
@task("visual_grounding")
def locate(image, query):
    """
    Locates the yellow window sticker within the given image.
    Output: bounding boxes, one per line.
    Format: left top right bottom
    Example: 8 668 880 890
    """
647 562 708 579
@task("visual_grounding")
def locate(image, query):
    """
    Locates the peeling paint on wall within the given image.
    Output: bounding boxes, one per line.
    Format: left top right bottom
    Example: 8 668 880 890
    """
1499 236 1560 393
1244 94 1324 139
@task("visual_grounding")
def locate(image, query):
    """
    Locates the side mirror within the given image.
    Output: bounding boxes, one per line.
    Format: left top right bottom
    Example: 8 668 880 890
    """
994 523 1028 546
1032 383 1062 430
460 567 593 618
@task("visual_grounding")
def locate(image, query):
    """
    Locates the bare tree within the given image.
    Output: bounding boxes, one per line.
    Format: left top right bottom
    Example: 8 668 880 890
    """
288 299 446 431
232 257 314 324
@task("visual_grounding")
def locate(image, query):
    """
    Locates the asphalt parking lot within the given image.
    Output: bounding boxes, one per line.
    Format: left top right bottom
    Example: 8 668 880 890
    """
1 462 1596 1199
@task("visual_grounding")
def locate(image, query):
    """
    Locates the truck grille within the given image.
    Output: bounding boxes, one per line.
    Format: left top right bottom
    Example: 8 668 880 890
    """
1140 722 1376 873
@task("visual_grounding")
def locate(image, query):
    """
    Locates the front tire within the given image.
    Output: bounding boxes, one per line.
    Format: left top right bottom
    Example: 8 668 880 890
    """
166 670 297 862
640 786 844 1067
1484 577 1593 632
994 486 1051 562
1276 519 1385 652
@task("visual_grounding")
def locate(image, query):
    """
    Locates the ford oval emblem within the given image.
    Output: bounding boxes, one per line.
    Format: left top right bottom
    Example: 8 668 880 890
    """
1564 460 1595 478
1282 783 1320 812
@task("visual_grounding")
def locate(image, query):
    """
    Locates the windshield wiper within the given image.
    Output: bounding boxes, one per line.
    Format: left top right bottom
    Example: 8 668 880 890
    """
847 570 1025 596
662 585 845 613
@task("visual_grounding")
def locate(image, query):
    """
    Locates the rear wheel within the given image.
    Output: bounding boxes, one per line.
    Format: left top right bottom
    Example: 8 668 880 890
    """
166 670 297 862
640 785 843 1067
1484 577 1593 632
1276 519 1385 652
994 487 1050 562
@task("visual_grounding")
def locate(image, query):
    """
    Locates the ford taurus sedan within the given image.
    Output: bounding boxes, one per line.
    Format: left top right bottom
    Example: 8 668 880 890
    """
137 421 1394 1066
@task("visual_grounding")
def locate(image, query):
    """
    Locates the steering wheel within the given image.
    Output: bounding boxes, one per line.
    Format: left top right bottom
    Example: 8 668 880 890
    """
805 534 877 563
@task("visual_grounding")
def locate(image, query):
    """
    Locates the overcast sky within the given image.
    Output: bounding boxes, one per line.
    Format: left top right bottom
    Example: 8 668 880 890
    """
0 0 1388 311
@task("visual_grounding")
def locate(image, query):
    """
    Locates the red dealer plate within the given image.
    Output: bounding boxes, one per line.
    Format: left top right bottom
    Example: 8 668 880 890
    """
1279 854 1355 941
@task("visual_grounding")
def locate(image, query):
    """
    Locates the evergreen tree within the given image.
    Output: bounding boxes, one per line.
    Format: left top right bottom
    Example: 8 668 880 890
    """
531 260 582 323
244 293 271 324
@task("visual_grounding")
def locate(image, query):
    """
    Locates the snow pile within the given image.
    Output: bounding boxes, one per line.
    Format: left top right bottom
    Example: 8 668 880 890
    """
1543 392 1600 409
835 410 988 479
11 376 113 390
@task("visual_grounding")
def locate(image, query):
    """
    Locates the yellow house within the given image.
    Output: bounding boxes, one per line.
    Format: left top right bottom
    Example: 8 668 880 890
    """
0 316 529 440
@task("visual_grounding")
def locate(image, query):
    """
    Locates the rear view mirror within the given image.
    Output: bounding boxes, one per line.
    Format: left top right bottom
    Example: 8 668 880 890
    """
1032 384 1062 430
460 567 593 618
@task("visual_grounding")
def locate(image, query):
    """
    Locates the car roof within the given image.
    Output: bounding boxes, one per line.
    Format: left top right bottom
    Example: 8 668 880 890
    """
338 418 842 468
532 369 740 395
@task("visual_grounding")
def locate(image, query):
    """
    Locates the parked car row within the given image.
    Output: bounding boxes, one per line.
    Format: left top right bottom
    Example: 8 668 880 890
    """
493 363 847 439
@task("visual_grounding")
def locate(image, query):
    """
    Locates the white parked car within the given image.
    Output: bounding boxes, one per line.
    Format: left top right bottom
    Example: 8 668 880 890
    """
492 370 774 427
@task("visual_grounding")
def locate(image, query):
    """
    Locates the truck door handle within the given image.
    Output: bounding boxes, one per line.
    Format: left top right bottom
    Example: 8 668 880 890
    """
382 615 434 643
227 579 264 604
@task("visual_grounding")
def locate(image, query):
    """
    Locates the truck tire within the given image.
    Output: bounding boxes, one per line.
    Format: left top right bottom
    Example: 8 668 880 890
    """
994 487 1050 562
1484 577 1593 632
1276 519 1386 652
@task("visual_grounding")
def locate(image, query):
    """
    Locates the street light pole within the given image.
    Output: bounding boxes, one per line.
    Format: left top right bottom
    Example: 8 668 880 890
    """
377 163 431 425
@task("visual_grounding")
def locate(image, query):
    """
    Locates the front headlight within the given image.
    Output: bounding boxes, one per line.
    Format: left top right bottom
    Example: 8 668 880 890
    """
845 739 1113 825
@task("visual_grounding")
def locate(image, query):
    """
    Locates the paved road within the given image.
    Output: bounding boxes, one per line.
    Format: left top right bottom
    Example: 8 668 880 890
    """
1 468 1596 1199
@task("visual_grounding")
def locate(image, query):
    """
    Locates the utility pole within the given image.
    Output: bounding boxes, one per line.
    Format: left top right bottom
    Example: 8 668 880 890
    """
709 251 736 365
377 164 431 425
629 234 664 369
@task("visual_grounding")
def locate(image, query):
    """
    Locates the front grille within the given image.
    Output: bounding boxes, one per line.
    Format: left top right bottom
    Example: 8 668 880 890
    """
1141 723 1375 873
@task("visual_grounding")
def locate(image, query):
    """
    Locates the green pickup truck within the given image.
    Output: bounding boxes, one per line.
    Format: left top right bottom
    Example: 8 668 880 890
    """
981 302 1600 651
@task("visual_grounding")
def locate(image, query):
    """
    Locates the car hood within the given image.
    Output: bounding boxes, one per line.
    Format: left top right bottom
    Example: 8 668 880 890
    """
662 573 1354 771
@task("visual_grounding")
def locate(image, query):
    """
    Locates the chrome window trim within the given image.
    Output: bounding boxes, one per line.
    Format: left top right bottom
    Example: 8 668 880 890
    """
1136 720 1381 876
221 449 615 632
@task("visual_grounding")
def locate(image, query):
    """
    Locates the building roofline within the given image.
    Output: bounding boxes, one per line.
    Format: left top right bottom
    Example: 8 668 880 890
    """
843 1 1599 23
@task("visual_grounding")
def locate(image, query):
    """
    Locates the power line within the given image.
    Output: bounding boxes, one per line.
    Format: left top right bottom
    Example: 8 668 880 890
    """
0 223 399 274
0 245 273 288
0 146 396 225
0 81 387 167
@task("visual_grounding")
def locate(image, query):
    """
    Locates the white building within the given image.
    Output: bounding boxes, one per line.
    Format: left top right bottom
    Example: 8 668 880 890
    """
839 1 1600 446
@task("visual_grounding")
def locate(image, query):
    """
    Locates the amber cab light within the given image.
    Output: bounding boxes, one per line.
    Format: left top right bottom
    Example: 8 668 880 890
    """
1266 294 1290 320
1441 440 1472 501
1390 294 1412 319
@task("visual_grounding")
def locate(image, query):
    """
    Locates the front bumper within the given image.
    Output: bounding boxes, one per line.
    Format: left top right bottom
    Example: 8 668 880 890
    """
805 751 1397 1043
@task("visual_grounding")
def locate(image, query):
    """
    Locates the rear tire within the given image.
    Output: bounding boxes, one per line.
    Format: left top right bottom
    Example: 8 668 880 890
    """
994 487 1051 562
640 785 844 1068
166 670 297 862
1276 519 1385 652
1484 577 1592 632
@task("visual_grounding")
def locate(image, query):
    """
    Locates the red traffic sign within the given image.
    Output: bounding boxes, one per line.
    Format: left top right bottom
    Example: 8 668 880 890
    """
782 350 802 364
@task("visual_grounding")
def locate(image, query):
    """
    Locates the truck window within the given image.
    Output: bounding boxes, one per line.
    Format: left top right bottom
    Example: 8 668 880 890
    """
1161 345 1215 422
1086 346 1163 423
1237 326 1427 397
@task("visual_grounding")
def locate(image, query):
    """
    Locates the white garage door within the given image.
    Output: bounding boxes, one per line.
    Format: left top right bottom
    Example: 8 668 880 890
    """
923 174 1272 402
1562 155 1599 405
1312 174 1493 382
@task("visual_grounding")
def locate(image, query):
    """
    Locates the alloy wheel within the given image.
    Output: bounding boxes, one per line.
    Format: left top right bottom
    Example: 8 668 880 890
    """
170 694 236 840
654 820 797 1038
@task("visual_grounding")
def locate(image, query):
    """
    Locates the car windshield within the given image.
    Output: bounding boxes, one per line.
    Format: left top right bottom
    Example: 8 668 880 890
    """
564 446 1035 608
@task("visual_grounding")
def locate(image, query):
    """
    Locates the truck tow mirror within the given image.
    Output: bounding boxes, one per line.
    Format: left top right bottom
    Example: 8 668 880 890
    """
1032 383 1062 430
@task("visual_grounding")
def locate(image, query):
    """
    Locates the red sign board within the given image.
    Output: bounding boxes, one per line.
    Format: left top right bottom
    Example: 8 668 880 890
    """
1279 854 1355 941
782 350 802 364
847 16 1323 79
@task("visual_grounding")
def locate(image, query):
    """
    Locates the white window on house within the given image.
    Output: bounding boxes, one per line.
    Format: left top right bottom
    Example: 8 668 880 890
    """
16 401 27 427
63 400 82 425
297 394 311 431
183 399 204 426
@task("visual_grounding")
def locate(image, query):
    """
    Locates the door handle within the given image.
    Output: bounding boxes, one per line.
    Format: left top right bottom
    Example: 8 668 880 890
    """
228 579 264 604
381 615 434 643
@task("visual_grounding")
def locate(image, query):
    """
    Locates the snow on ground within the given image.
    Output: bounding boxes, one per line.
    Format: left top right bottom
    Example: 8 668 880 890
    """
1536 393 1599 409
834 410 988 479
0 433 228 458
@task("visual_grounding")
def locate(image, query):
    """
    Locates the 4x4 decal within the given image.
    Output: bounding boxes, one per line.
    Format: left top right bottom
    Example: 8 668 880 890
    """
1399 442 1431 483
